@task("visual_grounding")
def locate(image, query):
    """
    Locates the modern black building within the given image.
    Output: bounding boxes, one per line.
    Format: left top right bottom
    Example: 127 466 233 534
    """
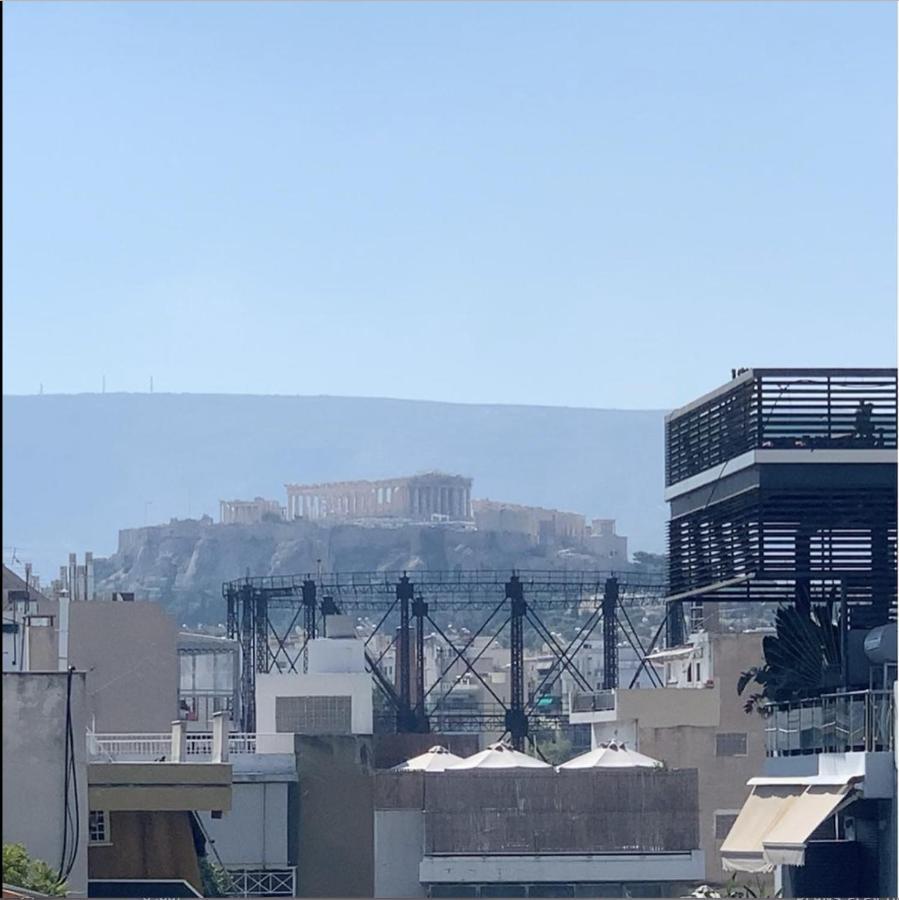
665 368 897 898
665 368 897 644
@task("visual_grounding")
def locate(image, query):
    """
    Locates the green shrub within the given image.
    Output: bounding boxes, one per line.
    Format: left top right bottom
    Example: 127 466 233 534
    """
2 843 67 896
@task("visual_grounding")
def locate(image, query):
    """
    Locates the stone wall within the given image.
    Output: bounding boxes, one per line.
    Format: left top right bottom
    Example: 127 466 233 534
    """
472 500 588 543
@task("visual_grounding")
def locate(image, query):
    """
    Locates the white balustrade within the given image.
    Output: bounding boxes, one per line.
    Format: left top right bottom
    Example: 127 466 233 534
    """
87 731 293 761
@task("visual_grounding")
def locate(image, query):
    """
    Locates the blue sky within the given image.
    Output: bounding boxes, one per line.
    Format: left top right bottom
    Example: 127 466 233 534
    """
3 1 896 409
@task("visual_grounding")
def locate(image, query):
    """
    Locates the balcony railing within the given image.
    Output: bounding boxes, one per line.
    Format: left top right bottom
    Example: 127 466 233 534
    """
666 369 898 486
764 689 895 757
570 690 616 713
87 731 294 761
223 867 296 897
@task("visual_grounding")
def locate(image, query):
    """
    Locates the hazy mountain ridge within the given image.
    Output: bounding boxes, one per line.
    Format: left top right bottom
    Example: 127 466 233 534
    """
3 393 668 580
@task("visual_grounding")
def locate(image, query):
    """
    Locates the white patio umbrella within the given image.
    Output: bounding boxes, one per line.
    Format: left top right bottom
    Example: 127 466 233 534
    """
391 745 465 772
558 740 663 769
446 741 551 770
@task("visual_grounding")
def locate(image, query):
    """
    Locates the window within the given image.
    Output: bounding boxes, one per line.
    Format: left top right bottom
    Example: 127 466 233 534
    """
716 732 748 757
89 810 111 845
715 811 740 839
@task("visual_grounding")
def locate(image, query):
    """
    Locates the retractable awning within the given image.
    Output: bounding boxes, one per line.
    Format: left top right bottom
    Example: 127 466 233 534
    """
720 784 799 873
645 646 695 662
763 783 856 866
720 777 859 873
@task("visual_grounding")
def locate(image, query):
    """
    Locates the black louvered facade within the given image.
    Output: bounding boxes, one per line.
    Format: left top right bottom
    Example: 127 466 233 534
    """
666 369 898 630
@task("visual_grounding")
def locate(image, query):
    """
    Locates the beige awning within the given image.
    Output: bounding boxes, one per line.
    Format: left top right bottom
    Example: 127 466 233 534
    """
721 778 859 873
762 784 855 866
720 784 799 873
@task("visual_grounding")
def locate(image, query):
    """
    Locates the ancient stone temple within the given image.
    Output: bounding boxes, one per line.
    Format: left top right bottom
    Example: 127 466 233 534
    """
285 473 473 522
219 497 284 525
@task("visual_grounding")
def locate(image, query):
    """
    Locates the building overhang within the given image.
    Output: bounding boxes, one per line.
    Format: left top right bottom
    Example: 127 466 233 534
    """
665 449 897 502
420 851 705 884
88 762 232 812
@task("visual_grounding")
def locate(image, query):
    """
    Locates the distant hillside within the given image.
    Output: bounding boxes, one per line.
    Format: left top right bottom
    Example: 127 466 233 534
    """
2 393 668 580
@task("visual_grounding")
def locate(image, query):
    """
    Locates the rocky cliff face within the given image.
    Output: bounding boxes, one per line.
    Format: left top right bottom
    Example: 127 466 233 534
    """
4 393 667 582
93 518 612 625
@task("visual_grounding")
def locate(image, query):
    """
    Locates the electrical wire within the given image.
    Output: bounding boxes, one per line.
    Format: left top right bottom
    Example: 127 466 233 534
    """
57 666 81 883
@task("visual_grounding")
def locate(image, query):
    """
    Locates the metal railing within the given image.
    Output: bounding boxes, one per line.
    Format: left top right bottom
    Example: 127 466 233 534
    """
764 689 895 756
666 369 898 486
570 690 616 713
87 731 293 761
223 867 296 897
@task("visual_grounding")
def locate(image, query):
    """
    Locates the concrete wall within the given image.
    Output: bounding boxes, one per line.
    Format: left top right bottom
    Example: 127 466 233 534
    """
293 735 374 898
418 851 706 886
257 671 373 735
2 671 89 897
88 762 232 813
636 631 766 884
374 810 426 899
619 685 721 729
199 781 290 867
87 810 202 894
68 600 179 732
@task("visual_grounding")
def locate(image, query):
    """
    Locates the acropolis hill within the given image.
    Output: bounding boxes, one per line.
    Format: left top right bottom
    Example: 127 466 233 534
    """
93 469 629 625
4 393 666 593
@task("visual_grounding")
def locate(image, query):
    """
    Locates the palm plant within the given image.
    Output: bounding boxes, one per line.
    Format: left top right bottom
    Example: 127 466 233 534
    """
737 600 842 714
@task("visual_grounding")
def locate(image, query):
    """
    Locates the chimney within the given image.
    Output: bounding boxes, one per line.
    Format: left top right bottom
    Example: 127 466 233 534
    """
68 553 77 603
58 589 70 672
85 552 94 601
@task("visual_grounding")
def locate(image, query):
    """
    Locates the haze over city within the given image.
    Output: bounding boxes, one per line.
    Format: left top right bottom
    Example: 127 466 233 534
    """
2 4 897 900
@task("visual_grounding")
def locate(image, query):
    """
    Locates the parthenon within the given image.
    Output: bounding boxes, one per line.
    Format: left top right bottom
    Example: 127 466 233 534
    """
285 472 473 522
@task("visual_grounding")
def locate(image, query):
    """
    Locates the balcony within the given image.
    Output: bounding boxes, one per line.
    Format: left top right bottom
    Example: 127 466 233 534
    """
88 730 295 762
764 689 895 757
666 368 898 487
222 866 296 897
570 690 617 714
